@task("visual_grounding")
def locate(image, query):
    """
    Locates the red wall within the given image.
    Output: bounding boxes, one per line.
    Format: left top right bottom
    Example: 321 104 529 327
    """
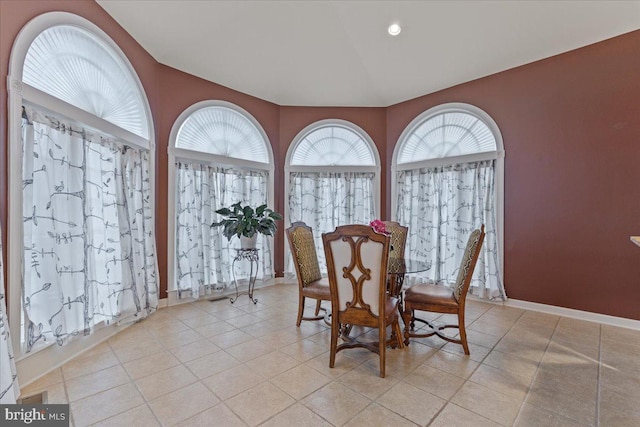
1 1 639 319
387 31 640 319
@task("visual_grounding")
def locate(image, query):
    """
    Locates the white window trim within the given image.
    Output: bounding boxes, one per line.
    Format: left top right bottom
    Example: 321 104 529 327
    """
391 102 505 286
284 119 381 268
7 12 155 362
167 100 275 291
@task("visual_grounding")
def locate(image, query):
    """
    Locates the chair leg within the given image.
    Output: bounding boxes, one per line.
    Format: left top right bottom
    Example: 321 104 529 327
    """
329 320 338 369
314 299 322 316
458 310 470 355
402 305 412 345
379 327 386 378
296 295 305 327
394 318 405 349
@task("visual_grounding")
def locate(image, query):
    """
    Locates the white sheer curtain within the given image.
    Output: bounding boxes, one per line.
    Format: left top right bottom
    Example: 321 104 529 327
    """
396 160 505 300
287 171 375 273
0 226 20 403
175 162 273 299
21 109 158 352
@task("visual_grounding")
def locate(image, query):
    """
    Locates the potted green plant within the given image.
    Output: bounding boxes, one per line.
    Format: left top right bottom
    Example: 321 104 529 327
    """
211 201 283 249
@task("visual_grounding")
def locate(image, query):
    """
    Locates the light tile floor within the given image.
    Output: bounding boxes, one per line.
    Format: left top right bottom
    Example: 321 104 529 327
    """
19 283 640 426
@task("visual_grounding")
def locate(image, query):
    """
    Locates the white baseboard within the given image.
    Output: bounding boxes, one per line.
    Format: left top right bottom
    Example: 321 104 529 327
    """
504 298 640 331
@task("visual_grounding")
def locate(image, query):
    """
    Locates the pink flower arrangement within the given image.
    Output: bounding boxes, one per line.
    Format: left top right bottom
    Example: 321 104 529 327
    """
370 219 388 235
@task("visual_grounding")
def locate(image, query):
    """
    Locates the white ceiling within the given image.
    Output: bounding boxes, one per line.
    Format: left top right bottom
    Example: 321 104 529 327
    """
96 0 640 107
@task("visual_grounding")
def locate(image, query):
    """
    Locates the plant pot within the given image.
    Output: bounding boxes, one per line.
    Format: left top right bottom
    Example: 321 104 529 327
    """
240 234 258 250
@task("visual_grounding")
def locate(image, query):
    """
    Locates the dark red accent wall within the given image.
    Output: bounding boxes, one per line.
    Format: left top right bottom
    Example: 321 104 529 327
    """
387 30 640 319
1 1 639 319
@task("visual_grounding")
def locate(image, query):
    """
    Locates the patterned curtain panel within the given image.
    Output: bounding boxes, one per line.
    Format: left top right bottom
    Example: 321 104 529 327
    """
288 171 375 273
0 227 20 403
175 162 273 299
396 160 505 300
21 109 158 352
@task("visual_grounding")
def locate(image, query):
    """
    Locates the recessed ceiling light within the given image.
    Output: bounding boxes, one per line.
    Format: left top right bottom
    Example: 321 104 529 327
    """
388 23 401 36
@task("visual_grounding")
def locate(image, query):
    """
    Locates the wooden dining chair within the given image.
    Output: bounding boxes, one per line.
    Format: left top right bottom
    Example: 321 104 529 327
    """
286 222 331 326
383 221 408 259
322 224 403 378
383 221 409 298
402 225 485 354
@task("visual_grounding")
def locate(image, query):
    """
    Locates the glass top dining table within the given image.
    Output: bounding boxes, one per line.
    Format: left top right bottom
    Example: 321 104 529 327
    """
387 257 431 298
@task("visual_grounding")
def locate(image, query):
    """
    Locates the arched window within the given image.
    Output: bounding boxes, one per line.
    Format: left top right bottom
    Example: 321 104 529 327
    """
392 103 506 300
7 12 157 355
285 120 380 273
168 101 275 300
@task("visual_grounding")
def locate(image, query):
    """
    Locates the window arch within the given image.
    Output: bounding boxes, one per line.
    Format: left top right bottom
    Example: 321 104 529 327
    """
168 101 275 300
392 103 506 301
7 12 156 358
285 120 381 274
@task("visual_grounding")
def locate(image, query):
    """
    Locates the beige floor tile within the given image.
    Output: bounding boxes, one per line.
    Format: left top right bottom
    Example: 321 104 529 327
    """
260 403 331 427
515 403 588 427
527 367 597 426
193 321 237 338
468 317 515 338
598 406 640 427
135 364 197 401
122 350 180 380
175 403 245 427
338 365 400 400
430 403 501 427
442 340 491 362
403 363 465 400
243 351 299 378
304 351 362 379
166 304 208 320
145 318 191 335
201 364 267 401
71 383 144 426
301 382 371 426
271 364 331 400
226 338 275 362
465 329 504 349
62 349 121 380
226 381 296 426
91 404 159 427
158 329 204 349
258 329 305 348
483 349 540 381
424 349 480 379
280 337 329 362
376 382 446 425
27 285 640 427
149 382 220 426
344 402 417 427
185 350 240 378
169 339 220 363
469 364 531 401
66 365 130 402
377 343 437 377
111 338 165 364
451 381 523 426
179 313 219 329
207 328 254 348
601 324 640 347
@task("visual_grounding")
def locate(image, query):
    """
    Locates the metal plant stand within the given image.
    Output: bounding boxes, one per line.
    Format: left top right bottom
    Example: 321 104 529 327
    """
230 248 259 304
